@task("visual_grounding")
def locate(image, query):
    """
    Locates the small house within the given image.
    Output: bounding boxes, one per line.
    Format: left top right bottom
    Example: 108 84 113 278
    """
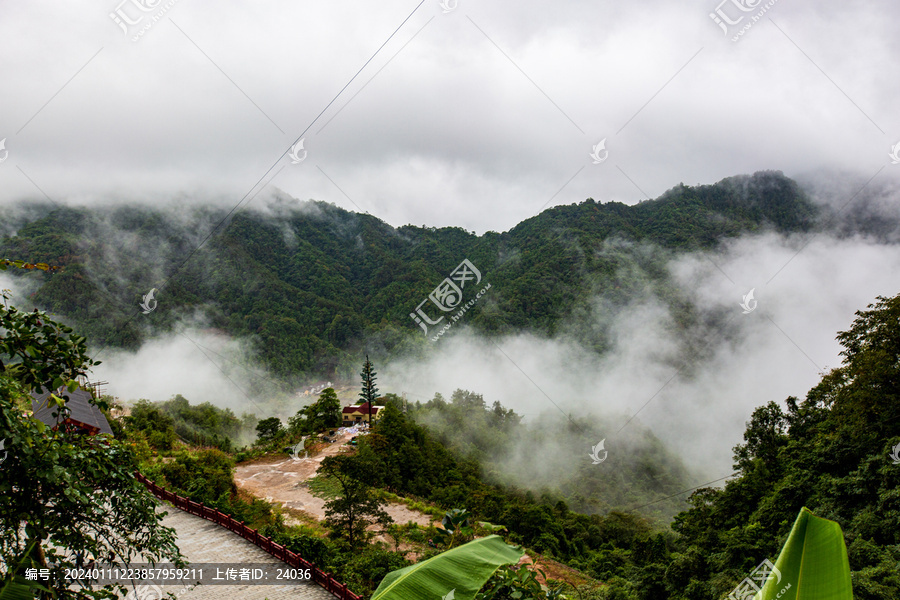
31 386 114 436
341 402 384 427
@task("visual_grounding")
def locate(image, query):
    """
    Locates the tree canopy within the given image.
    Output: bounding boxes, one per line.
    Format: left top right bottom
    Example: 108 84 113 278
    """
0 171 826 383
0 293 183 600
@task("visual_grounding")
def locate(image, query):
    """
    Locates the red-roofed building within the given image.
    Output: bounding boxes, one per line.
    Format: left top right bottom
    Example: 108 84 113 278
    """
341 402 384 427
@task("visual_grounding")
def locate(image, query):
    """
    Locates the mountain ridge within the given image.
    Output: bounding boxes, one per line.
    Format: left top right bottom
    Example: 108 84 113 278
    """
0 170 870 383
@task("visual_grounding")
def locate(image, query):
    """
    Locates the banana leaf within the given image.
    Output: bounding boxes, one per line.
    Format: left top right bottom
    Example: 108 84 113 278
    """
0 540 51 600
756 507 852 600
371 535 524 600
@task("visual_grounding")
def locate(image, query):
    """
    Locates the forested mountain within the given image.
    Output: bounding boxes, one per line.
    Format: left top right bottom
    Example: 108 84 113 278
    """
0 170 836 384
363 294 900 598
3 169 899 599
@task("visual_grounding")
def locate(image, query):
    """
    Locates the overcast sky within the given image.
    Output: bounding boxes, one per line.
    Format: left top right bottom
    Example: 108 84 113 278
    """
1 0 898 234
3 1 900 490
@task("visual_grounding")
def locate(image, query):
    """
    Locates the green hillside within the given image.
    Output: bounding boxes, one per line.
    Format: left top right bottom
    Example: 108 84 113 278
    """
0 170 817 385
3 238 899 599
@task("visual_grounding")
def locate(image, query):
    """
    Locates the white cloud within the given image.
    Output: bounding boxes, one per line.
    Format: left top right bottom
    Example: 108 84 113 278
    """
1 0 897 233
381 229 900 480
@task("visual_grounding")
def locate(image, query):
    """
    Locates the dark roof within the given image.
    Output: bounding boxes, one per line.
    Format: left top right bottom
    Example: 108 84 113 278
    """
31 386 114 436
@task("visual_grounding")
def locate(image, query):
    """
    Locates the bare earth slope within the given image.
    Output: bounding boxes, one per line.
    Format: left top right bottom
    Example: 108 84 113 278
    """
234 429 432 528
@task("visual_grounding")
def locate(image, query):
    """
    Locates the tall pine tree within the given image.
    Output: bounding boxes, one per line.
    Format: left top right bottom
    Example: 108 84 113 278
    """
359 355 379 427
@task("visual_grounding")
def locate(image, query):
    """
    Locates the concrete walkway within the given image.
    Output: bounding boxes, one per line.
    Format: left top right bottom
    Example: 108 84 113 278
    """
126 507 336 600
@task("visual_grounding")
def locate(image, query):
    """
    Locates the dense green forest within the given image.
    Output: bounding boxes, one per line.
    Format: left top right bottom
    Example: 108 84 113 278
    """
124 292 900 599
3 245 899 598
0 171 822 384
403 389 695 524
123 394 258 452
312 295 900 599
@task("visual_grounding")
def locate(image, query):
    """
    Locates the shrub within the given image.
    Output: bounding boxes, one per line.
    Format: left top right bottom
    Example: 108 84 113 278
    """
158 448 236 504
341 547 411 597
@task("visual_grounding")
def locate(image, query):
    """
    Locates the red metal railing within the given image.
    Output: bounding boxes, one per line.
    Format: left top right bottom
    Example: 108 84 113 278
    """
135 473 361 600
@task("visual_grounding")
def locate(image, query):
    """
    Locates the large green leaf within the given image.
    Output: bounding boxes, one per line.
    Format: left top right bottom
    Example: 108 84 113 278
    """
0 541 51 600
757 507 852 600
371 535 524 600
0 575 45 600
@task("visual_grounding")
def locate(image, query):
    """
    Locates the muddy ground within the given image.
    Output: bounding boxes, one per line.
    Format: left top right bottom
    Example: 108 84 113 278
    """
234 429 433 528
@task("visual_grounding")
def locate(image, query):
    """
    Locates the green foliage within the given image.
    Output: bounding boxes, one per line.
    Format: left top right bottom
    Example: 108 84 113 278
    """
225 494 281 531
342 547 412 598
255 416 283 442
0 540 51 600
410 390 693 523
476 564 568 600
666 294 900 599
157 448 236 505
121 394 255 452
360 290 900 598
364 398 684 570
0 172 822 380
307 474 344 500
0 258 60 272
0 291 97 392
359 355 379 425
270 532 340 569
371 535 524 600
4 189 899 599
289 387 342 434
320 447 393 549
147 445 283 532
0 297 182 599
159 394 246 451
313 387 342 428
233 446 265 463
126 399 177 450
756 508 851 600
433 508 475 549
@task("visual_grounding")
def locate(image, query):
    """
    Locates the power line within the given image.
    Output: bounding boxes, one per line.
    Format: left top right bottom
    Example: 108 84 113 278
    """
91 0 428 363
154 0 429 295
627 472 737 512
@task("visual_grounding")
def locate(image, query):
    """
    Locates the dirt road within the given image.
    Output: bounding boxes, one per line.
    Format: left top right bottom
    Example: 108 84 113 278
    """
234 429 433 528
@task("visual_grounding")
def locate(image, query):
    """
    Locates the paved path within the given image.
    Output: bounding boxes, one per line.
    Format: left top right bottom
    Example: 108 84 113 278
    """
130 507 335 600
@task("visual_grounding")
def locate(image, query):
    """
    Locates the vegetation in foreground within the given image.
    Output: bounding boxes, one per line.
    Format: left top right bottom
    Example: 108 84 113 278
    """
0 290 183 600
